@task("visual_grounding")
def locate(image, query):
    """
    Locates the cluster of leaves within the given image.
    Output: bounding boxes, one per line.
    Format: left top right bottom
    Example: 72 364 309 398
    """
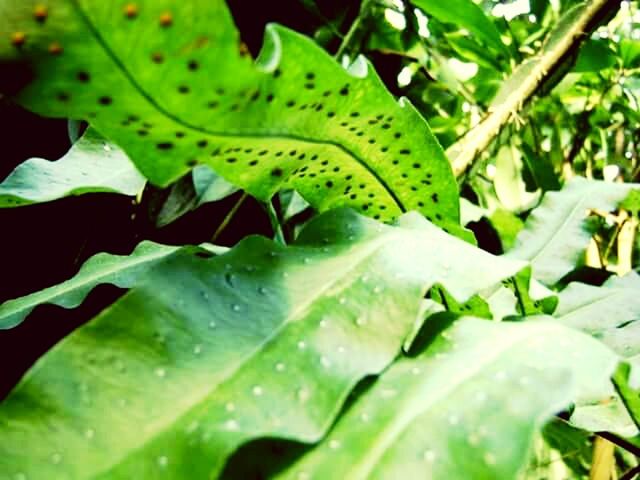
0 0 639 479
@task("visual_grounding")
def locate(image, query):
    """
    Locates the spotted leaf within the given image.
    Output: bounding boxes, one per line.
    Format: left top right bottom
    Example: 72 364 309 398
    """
0 209 524 479
0 0 459 225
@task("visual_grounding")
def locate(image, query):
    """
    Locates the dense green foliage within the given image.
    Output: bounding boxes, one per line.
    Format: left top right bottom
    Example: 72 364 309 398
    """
0 0 639 479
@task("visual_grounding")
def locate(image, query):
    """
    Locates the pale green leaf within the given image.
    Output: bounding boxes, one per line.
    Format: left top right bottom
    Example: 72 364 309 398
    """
0 241 179 329
272 318 617 480
494 144 541 213
506 178 639 285
0 209 524 479
0 128 145 207
556 272 640 359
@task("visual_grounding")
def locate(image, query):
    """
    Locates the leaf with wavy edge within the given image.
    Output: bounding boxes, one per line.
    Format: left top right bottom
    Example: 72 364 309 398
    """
0 241 220 329
0 128 144 207
506 177 639 285
0 209 524 479
271 318 617 480
556 272 640 359
0 0 458 226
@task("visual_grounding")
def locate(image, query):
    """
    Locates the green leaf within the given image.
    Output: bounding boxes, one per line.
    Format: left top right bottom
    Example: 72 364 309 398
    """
192 166 238 206
506 177 639 285
411 0 509 59
0 209 524 479
541 418 592 477
554 274 640 437
620 38 640 69
494 144 541 213
612 363 640 431
0 1 459 226
555 272 640 359
430 284 493 319
489 208 524 251
444 31 503 71
0 241 180 329
0 128 145 207
573 39 617 72
144 167 238 228
620 189 640 216
270 318 617 480
520 142 561 193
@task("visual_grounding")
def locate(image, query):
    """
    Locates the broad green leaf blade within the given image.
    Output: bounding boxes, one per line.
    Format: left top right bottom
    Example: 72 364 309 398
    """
0 1 459 226
273 318 618 480
556 272 640 359
554 275 640 438
506 177 639 285
0 128 145 207
0 241 180 329
0 210 524 479
411 0 509 59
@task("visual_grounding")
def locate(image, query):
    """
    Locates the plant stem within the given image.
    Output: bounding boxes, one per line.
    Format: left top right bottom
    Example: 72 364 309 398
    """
335 0 371 60
589 435 616 480
263 200 287 245
617 211 638 275
447 0 622 178
211 192 248 243
597 432 640 458
619 464 640 480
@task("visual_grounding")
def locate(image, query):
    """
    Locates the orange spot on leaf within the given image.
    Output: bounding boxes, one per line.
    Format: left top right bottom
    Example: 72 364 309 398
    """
34 4 48 22
159 12 173 27
124 3 138 18
11 32 26 47
48 41 63 55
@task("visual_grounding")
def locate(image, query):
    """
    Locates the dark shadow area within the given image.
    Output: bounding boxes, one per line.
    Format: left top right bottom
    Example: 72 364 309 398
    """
0 285 125 400
221 375 378 479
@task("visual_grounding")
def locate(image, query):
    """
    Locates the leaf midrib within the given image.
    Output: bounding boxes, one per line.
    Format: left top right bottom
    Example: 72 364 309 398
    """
93 230 411 478
348 322 565 478
68 0 406 211
511 190 586 267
